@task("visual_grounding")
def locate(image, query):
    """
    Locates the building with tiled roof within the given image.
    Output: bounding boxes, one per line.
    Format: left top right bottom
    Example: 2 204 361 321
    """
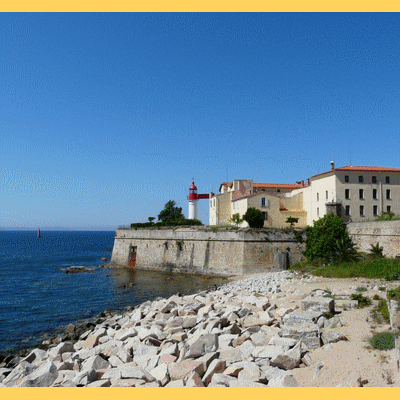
209 162 400 227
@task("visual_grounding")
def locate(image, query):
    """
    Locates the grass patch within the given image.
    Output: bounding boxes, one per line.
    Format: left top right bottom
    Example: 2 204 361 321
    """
356 287 368 292
290 256 400 280
322 312 334 319
378 299 390 323
373 294 382 301
388 286 400 302
369 332 395 350
351 293 372 308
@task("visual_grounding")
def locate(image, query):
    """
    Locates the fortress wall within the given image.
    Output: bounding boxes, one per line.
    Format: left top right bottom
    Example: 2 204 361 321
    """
347 221 400 258
111 228 306 276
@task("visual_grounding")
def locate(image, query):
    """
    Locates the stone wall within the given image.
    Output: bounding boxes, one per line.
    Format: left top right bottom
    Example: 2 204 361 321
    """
347 221 400 258
111 228 306 277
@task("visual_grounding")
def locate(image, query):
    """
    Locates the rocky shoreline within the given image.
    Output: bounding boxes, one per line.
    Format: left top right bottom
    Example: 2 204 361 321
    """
0 270 395 387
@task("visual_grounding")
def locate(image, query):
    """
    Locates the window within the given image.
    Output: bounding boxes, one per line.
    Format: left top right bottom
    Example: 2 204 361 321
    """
373 189 377 199
387 189 391 200
359 189 364 199
345 175 349 183
345 189 350 199
317 207 319 217
263 212 268 221
261 197 267 207
372 176 377 184
345 205 350 216
213 199 216 207
277 189 281 193
373 205 378 216
386 176 390 184
359 176 364 183
360 205 364 216
387 205 391 212
317 193 319 201
210 200 212 207
326 191 328 200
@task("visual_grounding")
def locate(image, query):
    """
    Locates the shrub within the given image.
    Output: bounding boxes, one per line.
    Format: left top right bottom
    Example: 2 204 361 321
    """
332 235 361 264
376 211 399 221
304 213 344 262
372 294 381 301
243 207 264 228
351 293 372 308
370 242 384 258
356 287 367 292
286 217 299 228
369 332 395 350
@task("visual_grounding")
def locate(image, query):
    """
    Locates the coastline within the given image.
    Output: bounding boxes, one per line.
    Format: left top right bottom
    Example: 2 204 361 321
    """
1 270 399 387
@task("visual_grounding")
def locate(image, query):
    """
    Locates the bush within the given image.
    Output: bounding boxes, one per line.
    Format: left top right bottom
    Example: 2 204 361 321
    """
370 242 384 258
369 332 395 350
332 235 360 263
376 211 399 221
304 213 357 263
351 293 372 308
243 207 264 228
130 219 203 228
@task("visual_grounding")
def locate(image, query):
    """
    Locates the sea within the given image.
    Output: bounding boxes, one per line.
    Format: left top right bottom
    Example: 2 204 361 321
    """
0 230 226 355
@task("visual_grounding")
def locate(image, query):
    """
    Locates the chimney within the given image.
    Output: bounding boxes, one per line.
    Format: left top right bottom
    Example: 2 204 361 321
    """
307 178 310 185
301 180 304 187
331 161 335 170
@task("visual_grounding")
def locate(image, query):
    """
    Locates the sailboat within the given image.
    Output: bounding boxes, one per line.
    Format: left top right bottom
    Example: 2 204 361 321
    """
37 228 41 238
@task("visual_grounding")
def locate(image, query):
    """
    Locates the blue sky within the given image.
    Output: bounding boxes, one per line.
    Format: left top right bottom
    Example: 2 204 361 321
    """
1 13 400 229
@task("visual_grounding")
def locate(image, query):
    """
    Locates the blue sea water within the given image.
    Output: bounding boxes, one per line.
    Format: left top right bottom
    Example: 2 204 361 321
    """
0 231 225 355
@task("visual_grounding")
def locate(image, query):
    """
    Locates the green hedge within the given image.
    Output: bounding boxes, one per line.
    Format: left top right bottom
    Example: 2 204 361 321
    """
130 219 203 228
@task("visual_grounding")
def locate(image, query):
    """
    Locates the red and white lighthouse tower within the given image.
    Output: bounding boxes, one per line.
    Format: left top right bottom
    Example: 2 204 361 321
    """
188 181 209 220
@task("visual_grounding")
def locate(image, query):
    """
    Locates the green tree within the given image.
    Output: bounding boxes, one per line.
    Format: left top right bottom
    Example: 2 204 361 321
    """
148 217 155 224
286 216 299 228
157 200 185 223
304 213 348 263
230 213 243 227
243 207 264 228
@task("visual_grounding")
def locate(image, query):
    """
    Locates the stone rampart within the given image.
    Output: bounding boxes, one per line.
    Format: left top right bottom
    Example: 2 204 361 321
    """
111 228 305 276
347 221 400 258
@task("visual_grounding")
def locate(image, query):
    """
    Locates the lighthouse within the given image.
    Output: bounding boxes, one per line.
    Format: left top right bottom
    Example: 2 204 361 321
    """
188 181 210 220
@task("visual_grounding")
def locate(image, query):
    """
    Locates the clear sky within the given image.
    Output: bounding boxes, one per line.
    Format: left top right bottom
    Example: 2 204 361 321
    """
1 13 400 230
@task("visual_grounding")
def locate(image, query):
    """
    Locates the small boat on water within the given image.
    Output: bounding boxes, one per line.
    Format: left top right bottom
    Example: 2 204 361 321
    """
37 228 41 238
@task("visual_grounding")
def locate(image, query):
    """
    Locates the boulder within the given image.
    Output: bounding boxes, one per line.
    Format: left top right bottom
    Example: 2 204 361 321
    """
19 361 58 387
321 329 347 345
301 296 334 313
202 359 226 386
268 374 299 387
184 371 204 387
186 334 219 358
168 359 205 381
324 316 343 329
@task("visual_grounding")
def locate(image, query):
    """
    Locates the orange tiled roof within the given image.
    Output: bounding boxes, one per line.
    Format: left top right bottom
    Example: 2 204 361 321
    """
253 183 303 189
336 166 400 173
312 165 400 179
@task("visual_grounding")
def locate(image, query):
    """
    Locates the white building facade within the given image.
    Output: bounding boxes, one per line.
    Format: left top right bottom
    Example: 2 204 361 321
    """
209 163 400 228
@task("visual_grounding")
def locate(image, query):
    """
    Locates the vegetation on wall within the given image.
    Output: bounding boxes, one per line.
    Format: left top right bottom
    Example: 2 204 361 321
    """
376 211 400 221
158 200 185 223
243 207 264 229
230 213 243 227
129 200 203 228
286 216 299 228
